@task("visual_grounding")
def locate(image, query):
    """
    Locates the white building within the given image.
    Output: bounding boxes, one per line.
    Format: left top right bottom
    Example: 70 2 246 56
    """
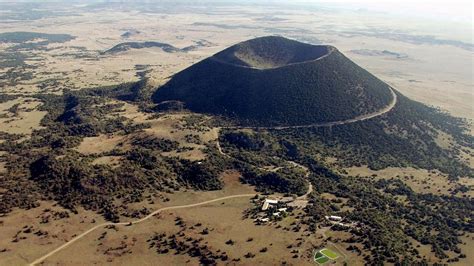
325 215 343 221
261 199 278 211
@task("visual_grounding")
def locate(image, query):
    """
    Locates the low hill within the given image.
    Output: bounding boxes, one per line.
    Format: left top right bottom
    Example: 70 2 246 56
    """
152 36 393 126
103 41 180 54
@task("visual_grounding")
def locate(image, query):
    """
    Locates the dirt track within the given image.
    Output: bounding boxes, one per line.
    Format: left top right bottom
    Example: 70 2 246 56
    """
29 194 255 266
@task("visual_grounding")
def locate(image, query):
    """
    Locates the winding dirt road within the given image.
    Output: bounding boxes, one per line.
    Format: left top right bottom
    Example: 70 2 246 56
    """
29 194 255 266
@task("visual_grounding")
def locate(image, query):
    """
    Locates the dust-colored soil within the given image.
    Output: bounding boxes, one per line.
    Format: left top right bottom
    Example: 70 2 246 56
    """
0 98 47 136
0 201 105 265
453 234 474 266
75 134 128 155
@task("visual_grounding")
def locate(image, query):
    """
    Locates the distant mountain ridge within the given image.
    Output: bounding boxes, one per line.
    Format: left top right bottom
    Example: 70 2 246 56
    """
152 36 393 126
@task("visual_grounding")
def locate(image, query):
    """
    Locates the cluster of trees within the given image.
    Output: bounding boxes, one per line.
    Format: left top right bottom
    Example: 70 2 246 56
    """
221 131 265 151
239 165 307 196
0 94 18 103
147 217 236 264
0 32 74 46
0 65 35 87
0 51 28 68
176 160 224 191
131 136 179 152
148 232 229 264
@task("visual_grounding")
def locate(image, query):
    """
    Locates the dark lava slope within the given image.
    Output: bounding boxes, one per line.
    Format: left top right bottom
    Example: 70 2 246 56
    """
153 36 393 126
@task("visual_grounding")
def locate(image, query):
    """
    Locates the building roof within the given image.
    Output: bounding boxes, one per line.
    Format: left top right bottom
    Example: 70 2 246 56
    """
261 202 270 211
265 199 278 204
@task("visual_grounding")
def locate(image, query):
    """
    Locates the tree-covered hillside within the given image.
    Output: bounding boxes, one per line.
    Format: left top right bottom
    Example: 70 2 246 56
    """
153 36 393 126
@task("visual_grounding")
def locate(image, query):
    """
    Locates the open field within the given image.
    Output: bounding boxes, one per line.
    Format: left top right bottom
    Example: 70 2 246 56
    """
0 97 46 136
76 134 128 155
314 248 340 264
345 166 474 197
37 196 321 265
0 170 256 265
0 201 106 265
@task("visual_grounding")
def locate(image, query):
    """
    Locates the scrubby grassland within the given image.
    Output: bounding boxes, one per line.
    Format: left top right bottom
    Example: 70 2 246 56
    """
0 75 472 265
0 80 227 224
37 196 323 265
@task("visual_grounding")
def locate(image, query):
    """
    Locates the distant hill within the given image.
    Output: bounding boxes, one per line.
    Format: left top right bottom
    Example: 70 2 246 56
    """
152 36 393 126
103 41 180 54
121 29 141 39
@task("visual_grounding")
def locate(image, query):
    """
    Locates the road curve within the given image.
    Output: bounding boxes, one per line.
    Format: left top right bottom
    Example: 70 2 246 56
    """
29 194 255 266
221 86 397 130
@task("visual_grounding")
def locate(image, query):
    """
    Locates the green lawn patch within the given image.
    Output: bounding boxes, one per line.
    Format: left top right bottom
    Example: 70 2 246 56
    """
315 255 329 264
320 248 339 259
314 251 330 264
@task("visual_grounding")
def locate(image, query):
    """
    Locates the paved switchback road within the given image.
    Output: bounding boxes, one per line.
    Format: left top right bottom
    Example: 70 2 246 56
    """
221 86 397 130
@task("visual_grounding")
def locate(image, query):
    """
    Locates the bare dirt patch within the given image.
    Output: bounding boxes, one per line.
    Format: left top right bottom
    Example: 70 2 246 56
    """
0 97 46 136
0 201 104 265
75 134 128 155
